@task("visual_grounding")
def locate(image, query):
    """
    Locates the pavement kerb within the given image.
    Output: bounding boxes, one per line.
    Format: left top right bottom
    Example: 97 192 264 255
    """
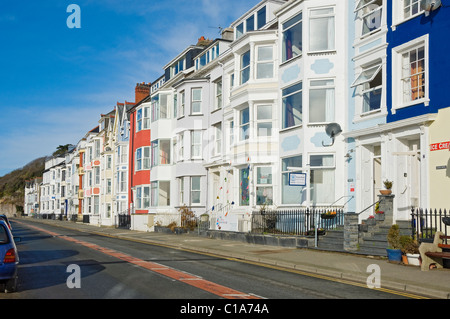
15 218 450 299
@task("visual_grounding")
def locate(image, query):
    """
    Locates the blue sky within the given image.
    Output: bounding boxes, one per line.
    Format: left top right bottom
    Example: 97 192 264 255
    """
0 0 259 177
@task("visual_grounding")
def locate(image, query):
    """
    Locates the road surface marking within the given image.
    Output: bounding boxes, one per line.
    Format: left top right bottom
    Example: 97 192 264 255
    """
19 222 259 299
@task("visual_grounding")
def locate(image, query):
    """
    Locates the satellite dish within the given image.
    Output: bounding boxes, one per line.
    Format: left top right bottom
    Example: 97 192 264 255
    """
323 123 342 147
421 0 441 16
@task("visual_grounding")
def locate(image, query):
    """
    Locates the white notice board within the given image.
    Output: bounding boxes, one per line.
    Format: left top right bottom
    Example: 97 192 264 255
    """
289 173 306 186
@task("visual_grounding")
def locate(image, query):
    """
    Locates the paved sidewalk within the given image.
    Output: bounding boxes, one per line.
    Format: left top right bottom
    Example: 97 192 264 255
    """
17 218 450 299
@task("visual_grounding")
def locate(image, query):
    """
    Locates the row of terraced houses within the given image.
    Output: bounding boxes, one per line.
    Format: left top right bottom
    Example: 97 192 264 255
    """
24 0 450 232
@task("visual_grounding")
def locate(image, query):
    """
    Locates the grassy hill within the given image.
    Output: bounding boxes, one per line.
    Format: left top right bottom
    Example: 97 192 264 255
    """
0 157 46 208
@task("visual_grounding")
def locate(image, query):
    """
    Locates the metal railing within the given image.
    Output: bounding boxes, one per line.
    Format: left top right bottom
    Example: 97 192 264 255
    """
251 207 345 236
411 207 449 243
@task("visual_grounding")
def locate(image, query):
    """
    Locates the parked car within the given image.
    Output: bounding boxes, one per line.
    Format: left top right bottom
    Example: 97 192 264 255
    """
0 214 12 230
0 220 20 292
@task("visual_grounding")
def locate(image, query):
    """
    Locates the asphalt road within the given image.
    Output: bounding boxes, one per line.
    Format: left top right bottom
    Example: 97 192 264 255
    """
3 220 413 305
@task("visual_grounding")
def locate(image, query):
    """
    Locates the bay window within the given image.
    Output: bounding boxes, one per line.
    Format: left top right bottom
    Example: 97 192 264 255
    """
191 88 202 114
239 107 250 140
191 177 201 205
256 105 272 137
256 167 273 205
240 50 251 84
282 13 302 63
240 167 250 206
136 147 151 171
151 181 170 207
191 131 202 159
256 46 273 79
282 82 303 129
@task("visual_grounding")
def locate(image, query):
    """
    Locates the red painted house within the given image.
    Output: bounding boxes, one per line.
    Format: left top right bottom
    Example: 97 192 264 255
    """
127 83 151 221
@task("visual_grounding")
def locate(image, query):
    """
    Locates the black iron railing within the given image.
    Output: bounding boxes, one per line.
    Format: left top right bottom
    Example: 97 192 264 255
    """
411 207 449 243
251 207 345 236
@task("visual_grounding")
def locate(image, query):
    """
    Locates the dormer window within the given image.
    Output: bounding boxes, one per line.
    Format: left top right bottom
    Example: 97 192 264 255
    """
235 5 267 40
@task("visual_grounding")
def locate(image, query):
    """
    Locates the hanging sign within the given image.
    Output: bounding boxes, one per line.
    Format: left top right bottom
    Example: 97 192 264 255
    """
289 173 307 186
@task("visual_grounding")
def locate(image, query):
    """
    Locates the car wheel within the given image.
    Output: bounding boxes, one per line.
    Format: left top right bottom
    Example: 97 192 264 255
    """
4 277 17 293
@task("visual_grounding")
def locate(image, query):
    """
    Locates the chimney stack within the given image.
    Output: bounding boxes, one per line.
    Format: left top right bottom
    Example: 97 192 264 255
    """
221 27 234 41
135 82 151 103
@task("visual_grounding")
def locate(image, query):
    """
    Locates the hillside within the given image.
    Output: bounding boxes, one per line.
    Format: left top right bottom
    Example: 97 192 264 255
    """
0 157 46 207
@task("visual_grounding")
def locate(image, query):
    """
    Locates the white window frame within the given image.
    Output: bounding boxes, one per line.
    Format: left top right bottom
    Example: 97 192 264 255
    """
309 7 335 53
392 35 429 113
240 50 251 85
351 62 383 115
214 79 222 110
137 105 150 131
239 107 250 141
178 91 185 118
256 45 274 79
190 176 201 205
191 130 202 159
282 81 303 129
255 166 273 206
214 123 222 156
136 146 151 171
355 0 383 38
308 79 335 124
281 12 302 63
191 88 202 114
256 105 272 137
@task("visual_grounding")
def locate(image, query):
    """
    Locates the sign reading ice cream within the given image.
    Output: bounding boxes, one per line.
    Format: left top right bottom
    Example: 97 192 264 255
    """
430 141 450 151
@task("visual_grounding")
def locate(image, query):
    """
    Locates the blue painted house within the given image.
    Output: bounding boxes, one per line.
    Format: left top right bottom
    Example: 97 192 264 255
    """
346 0 450 222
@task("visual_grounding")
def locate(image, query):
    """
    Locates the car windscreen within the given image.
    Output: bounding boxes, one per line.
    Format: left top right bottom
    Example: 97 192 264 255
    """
0 225 9 244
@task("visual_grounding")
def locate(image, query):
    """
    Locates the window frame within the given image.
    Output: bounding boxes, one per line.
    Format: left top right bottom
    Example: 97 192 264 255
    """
352 63 383 115
191 130 202 159
256 45 274 79
240 50 251 85
190 176 201 205
309 7 335 53
308 79 335 124
239 107 250 141
282 81 303 130
392 35 429 112
191 88 202 115
256 166 273 206
281 12 303 63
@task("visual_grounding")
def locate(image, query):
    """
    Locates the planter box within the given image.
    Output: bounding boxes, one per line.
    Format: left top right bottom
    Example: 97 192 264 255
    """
406 253 421 266
375 213 385 221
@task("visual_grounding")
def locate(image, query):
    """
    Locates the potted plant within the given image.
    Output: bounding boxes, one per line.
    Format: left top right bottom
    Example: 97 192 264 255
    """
366 215 376 226
380 179 393 195
321 211 337 220
400 235 421 266
386 224 402 263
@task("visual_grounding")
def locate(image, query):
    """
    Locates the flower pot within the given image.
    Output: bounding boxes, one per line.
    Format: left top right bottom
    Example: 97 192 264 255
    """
375 213 385 221
366 218 376 226
380 190 392 195
402 255 408 265
406 253 421 266
386 248 402 263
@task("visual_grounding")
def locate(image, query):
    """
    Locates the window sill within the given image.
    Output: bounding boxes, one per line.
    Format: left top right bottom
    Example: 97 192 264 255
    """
307 50 336 56
279 54 302 68
392 11 425 31
391 98 430 114
279 124 303 133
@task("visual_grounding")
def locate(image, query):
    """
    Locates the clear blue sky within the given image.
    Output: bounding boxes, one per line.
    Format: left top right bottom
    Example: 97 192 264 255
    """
0 0 259 177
